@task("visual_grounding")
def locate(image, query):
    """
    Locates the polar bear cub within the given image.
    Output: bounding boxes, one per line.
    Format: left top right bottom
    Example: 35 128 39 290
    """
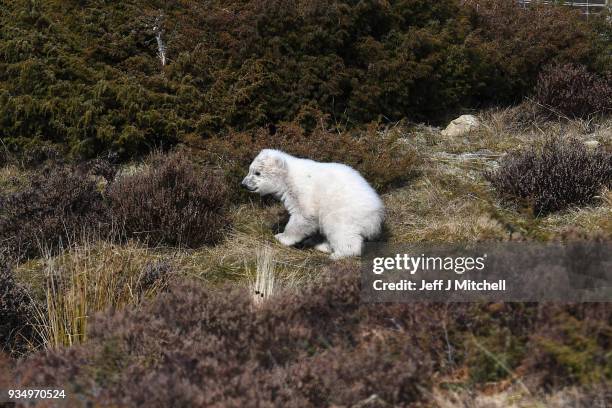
242 149 384 259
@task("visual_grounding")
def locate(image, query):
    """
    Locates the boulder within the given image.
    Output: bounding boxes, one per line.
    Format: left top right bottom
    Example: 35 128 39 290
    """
441 114 480 138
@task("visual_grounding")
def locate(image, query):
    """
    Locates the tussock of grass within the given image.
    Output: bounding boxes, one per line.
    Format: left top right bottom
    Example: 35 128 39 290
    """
249 246 276 306
31 240 176 348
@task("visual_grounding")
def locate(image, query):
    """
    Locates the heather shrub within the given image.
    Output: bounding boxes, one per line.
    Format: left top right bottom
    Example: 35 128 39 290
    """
0 165 110 260
14 266 435 406
192 121 419 200
535 63 612 118
285 339 426 406
107 150 230 247
0 353 15 387
0 264 39 356
486 138 611 216
9 264 612 404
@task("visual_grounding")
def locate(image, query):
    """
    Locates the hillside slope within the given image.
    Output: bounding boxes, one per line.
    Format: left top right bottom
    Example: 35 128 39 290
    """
1 0 607 158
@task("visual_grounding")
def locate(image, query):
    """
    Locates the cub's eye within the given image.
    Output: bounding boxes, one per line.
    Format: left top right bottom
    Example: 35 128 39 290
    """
255 171 261 176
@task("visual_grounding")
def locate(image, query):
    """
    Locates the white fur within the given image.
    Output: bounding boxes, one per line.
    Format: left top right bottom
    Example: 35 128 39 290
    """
242 149 384 259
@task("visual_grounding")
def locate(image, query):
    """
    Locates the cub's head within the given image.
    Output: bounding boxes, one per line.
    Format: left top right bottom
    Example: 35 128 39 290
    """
241 149 288 196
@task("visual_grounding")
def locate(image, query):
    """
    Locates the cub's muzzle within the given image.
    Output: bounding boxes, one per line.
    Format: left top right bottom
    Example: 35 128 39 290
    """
241 178 257 192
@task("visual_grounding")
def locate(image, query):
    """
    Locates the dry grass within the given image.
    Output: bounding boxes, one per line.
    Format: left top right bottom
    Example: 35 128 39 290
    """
29 240 176 348
249 246 276 306
384 168 509 243
538 189 612 238
386 105 611 243
179 201 334 284
432 385 609 408
0 164 29 193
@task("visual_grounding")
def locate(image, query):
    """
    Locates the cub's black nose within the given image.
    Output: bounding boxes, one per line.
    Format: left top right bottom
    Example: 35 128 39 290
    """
241 178 254 190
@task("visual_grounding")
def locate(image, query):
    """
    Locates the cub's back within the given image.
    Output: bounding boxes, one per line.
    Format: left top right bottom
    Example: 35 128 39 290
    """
304 160 381 206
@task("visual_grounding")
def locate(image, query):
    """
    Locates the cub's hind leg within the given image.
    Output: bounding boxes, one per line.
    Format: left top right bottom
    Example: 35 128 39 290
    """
326 227 363 260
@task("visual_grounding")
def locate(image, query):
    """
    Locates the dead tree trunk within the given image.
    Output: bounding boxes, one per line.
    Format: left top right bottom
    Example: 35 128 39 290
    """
152 11 167 66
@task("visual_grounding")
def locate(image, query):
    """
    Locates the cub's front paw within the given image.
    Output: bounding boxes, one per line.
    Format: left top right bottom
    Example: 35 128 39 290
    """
274 233 296 247
330 252 346 260
314 241 332 253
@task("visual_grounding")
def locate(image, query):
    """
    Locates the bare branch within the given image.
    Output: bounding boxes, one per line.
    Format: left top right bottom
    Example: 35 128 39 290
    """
152 11 167 67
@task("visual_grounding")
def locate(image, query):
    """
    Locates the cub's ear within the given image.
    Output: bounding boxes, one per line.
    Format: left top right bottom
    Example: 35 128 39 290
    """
259 149 286 170
272 155 287 170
